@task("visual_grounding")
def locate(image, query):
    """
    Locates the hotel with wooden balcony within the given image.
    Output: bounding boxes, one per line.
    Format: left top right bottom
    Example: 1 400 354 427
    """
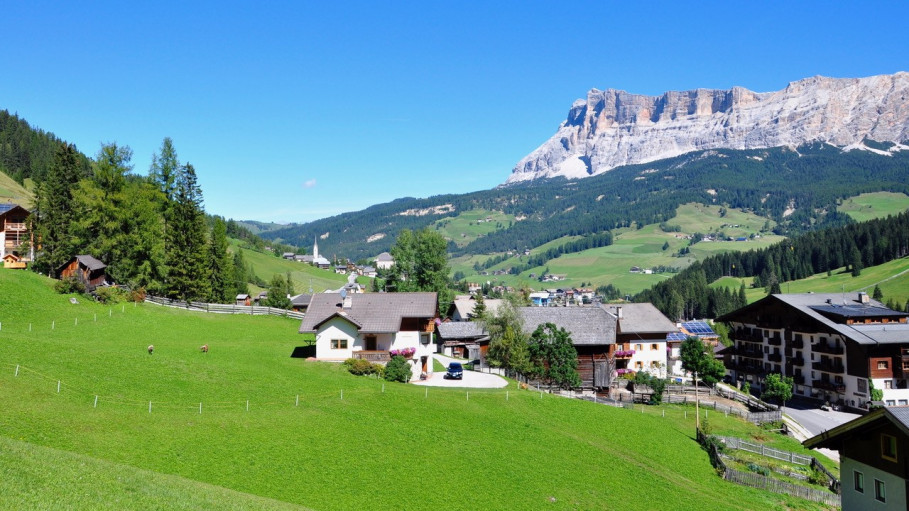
717 292 909 411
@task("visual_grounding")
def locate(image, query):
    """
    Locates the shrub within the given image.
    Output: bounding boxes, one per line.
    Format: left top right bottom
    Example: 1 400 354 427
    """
95 287 128 304
343 358 384 377
807 466 828 486
746 462 770 476
384 356 412 383
130 287 147 302
54 277 85 294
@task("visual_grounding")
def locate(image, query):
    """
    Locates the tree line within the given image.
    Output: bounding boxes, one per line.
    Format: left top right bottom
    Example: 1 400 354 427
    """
30 139 250 303
635 210 909 320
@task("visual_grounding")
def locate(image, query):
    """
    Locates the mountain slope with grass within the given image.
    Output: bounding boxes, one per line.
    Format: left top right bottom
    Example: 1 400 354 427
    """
0 269 832 510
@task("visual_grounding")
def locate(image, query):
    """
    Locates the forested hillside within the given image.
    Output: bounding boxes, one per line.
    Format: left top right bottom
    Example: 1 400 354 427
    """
635 211 909 320
263 143 909 260
0 110 92 183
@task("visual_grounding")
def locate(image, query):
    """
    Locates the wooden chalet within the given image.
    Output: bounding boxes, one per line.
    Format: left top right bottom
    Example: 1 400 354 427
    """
2 253 26 269
0 203 32 261
57 255 108 292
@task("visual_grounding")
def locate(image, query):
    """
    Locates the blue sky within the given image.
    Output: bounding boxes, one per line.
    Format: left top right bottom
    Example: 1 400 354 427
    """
3 1 909 223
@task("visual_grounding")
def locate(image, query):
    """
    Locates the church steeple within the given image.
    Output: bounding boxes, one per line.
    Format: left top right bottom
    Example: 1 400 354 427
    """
313 236 319 260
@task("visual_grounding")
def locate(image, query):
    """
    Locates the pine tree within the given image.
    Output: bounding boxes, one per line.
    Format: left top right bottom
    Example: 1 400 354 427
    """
208 217 234 303
872 284 884 301
34 143 82 275
164 163 211 300
265 274 292 309
231 250 249 297
469 293 487 321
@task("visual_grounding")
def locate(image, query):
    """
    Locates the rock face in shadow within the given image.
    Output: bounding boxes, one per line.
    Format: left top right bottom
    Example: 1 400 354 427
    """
508 72 909 184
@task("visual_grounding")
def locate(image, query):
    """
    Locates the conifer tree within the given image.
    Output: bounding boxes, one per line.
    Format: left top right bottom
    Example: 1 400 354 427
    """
164 163 211 300
34 143 82 275
208 217 234 303
231 250 249 297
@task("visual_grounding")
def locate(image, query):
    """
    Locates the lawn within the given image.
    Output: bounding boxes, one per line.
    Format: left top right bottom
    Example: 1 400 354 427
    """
0 270 834 510
232 241 355 293
0 171 33 206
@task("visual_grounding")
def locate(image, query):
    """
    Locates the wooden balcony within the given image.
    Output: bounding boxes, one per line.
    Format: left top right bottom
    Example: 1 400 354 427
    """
812 360 845 374
813 380 846 393
352 350 390 362
3 222 26 231
768 353 782 363
786 338 804 350
786 357 805 367
768 337 782 346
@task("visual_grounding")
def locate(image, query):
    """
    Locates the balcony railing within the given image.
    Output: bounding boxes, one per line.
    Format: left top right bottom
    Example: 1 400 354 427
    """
812 343 844 355
768 353 782 363
786 339 805 350
768 337 782 346
787 357 805 367
813 380 846 393
736 348 764 359
614 350 636 358
3 222 26 231
352 350 391 362
812 361 845 374
733 329 763 343
727 362 766 376
791 374 805 385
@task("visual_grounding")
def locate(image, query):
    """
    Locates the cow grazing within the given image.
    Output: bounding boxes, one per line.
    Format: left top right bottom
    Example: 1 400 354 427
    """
200 344 209 353
147 344 154 355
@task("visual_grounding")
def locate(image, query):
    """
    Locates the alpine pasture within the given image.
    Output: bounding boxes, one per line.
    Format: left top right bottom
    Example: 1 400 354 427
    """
1 270 831 510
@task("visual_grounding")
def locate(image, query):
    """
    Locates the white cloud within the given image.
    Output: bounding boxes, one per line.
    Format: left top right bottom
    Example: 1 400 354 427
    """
303 179 317 189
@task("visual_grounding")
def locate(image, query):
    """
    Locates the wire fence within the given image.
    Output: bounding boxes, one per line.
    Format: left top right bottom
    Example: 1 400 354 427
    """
144 296 305 320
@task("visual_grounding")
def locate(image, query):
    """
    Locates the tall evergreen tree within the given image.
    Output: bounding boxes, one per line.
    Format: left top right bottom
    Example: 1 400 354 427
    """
164 163 210 300
231 250 249 297
208 217 234 303
34 143 82 275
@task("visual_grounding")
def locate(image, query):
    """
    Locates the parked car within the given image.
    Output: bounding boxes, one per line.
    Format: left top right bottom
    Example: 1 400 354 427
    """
445 362 463 380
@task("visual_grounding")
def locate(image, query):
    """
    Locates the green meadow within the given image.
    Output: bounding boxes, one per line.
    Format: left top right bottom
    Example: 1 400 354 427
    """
711 256 909 306
232 242 355 294
837 191 909 223
0 270 834 510
0 172 32 206
431 208 516 248
451 203 784 295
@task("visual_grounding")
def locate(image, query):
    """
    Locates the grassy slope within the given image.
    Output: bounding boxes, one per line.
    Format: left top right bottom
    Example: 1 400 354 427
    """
0 171 33 207
837 191 909 223
0 270 831 510
451 203 783 295
431 208 516 248
232 241 355 294
711 257 909 305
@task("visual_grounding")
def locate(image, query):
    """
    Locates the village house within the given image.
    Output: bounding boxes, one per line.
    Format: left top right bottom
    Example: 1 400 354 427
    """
518 306 616 388
282 252 295 260
298 292 438 379
0 203 33 261
449 295 502 322
56 255 108 292
235 294 251 306
290 293 312 313
375 252 394 270
357 265 377 278
437 321 488 361
717 292 909 410
529 291 551 307
804 406 909 510
603 304 677 378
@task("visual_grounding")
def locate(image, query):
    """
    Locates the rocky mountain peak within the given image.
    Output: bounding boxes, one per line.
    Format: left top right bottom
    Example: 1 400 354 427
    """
507 72 909 184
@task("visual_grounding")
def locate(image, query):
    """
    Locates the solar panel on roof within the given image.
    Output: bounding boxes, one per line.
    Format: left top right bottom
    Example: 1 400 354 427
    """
0 204 15 214
666 332 687 341
682 321 716 334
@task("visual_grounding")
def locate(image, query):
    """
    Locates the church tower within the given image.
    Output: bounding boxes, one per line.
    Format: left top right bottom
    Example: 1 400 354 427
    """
313 236 319 260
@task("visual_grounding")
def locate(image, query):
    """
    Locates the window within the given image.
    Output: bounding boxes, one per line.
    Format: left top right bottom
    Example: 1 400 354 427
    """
885 380 893 389
858 378 867 394
330 339 348 350
881 434 897 461
635 361 643 370
853 471 864 493
635 344 642 351
875 479 886 503
878 360 889 370
651 343 658 351
835 375 843 384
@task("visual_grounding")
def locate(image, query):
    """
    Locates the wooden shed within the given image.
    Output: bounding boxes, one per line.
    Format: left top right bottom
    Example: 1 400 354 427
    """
57 255 108 292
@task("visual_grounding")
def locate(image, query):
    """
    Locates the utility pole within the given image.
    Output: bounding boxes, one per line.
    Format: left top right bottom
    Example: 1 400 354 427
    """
695 370 700 432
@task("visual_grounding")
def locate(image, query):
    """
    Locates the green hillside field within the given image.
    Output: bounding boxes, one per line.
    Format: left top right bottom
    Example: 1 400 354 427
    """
711 256 909 306
836 191 909 223
0 172 33 207
232 242 357 294
0 269 833 510
452 203 784 295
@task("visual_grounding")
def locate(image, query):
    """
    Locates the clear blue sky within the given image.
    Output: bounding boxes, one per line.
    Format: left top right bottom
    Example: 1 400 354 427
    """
3 1 908 223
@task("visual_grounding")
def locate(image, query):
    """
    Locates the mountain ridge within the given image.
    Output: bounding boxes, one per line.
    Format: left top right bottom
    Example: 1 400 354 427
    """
508 72 909 183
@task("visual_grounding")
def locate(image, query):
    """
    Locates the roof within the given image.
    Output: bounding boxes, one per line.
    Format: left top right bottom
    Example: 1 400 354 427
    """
717 293 909 346
291 294 313 307
602 303 678 335
518 307 616 346
804 406 909 450
451 297 503 319
681 320 717 336
299 292 437 334
376 252 394 261
437 321 488 341
58 255 107 274
0 203 28 216
236 294 249 300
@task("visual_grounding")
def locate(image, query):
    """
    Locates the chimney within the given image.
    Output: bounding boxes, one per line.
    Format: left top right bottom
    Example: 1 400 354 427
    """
616 306 623 319
858 292 869 304
343 295 352 309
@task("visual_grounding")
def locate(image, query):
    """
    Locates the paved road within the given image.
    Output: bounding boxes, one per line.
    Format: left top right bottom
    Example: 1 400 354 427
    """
782 399 860 437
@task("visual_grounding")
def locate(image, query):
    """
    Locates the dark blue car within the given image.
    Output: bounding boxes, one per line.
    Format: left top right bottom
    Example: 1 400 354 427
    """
445 362 463 380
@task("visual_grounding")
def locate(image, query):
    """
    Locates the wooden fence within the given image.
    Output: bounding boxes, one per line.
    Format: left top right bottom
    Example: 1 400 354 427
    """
698 430 840 507
145 295 305 320
715 436 813 465
660 394 782 424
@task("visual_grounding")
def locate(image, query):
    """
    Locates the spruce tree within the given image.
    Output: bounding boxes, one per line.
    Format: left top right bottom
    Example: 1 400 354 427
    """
164 163 211 301
34 143 82 275
208 217 234 303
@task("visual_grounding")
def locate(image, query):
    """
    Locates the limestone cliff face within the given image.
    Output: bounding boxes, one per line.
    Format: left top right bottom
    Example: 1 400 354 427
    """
507 73 909 183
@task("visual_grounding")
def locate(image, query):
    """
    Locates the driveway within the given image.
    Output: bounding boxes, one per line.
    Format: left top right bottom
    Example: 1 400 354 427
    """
412 354 509 389
782 398 860 462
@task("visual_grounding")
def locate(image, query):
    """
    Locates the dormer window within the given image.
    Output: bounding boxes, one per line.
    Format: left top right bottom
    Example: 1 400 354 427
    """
881 434 897 462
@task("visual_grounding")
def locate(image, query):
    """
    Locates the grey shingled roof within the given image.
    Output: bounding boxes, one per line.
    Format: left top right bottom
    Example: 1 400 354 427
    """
376 252 394 261
437 321 488 341
805 406 909 450
299 292 437 334
291 294 313 307
602 303 678 335
451 298 503 320
718 293 907 346
518 307 616 346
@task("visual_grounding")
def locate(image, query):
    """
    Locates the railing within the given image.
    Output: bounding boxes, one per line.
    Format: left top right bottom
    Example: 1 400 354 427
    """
787 357 805 367
728 362 766 376
768 337 782 346
812 361 845 374
715 436 813 465
787 339 805 350
145 295 306 319
736 348 763 359
768 353 782 363
791 374 805 384
3 222 26 231
812 380 846 393
811 343 844 355
352 350 391 362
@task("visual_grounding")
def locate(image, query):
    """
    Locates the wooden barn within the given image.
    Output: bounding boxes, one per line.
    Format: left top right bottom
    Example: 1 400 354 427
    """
57 255 108 292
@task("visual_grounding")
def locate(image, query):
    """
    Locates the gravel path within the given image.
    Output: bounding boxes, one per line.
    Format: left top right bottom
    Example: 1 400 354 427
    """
412 354 508 388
